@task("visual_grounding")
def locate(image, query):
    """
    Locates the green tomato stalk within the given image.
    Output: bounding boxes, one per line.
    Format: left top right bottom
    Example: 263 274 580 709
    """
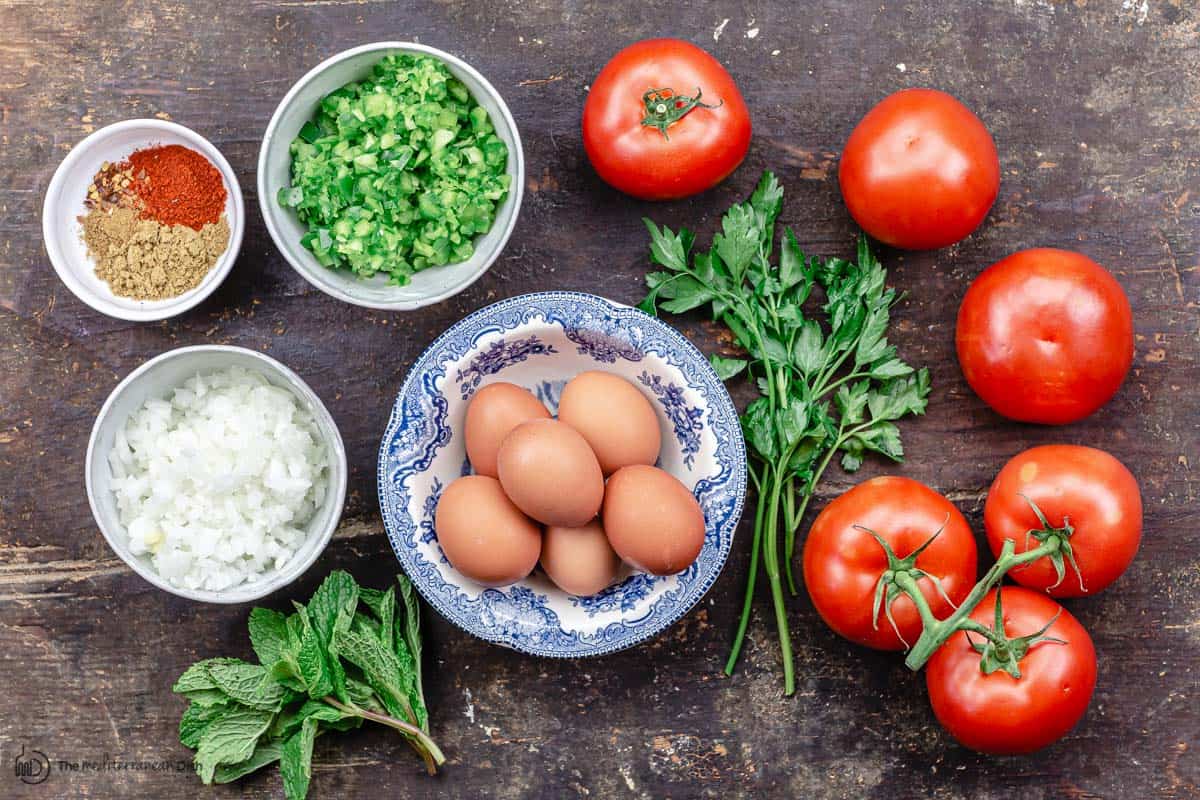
638 172 931 695
871 496 1082 673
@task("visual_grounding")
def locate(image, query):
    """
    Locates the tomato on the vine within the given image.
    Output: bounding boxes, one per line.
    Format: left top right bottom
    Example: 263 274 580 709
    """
926 587 1097 755
802 476 977 651
985 445 1142 597
956 248 1134 424
582 38 751 200
838 88 999 250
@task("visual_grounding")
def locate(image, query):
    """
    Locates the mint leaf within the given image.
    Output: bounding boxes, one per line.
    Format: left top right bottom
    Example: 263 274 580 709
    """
357 586 386 617
212 741 282 784
352 610 382 639
335 626 414 724
270 699 350 742
709 354 748 380
194 707 274 784
396 575 428 731
173 658 238 695
305 571 358 703
308 571 359 639
207 660 288 711
345 676 386 714
180 701 234 749
297 624 334 700
179 689 233 707
280 716 318 800
248 608 289 666
376 586 396 652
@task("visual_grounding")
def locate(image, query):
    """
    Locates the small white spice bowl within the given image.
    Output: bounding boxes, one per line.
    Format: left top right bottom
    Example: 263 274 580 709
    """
42 119 245 322
86 345 348 604
258 41 524 310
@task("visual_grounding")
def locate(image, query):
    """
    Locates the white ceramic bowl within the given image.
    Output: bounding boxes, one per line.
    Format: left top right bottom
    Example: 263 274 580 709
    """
42 119 245 322
86 345 348 604
378 293 747 656
258 42 525 310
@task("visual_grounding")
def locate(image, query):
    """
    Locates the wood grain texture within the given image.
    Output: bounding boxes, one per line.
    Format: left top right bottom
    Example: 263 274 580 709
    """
1 1 1197 798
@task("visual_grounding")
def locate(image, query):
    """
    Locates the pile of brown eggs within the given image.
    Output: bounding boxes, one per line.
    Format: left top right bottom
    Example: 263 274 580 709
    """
434 371 707 596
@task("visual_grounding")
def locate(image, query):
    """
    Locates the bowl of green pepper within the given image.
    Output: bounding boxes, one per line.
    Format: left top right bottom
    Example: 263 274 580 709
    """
259 42 524 310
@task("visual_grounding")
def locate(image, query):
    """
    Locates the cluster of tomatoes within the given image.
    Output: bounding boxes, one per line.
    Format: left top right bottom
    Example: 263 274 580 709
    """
804 447 1141 755
582 39 1143 756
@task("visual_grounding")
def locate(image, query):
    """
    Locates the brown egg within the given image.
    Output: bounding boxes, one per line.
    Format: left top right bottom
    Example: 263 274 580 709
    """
497 419 604 527
602 465 705 575
541 519 621 596
464 382 551 478
557 370 661 475
434 475 541 587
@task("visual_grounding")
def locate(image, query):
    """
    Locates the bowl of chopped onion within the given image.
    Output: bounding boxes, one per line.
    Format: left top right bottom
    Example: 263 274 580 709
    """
86 345 348 603
258 41 525 310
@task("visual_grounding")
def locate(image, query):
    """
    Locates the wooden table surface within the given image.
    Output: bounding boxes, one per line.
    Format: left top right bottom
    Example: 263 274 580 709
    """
3 1 1198 798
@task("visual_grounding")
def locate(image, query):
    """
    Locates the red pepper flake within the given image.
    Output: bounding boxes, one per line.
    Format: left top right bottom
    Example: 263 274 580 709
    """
128 144 227 230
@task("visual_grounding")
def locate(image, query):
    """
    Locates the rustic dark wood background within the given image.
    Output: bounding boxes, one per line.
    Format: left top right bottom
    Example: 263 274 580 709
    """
2 1 1197 798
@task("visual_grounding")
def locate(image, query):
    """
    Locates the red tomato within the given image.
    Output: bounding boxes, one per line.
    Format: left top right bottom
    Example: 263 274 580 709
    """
985 445 1142 597
926 587 1097 755
803 476 977 651
838 88 1000 250
956 248 1134 424
582 38 751 200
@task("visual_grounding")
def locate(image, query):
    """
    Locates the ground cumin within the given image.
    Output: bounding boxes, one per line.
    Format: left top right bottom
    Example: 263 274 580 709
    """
81 206 230 300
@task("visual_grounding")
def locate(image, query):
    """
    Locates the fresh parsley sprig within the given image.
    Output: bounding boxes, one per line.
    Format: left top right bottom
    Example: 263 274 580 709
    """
639 171 931 695
173 572 443 799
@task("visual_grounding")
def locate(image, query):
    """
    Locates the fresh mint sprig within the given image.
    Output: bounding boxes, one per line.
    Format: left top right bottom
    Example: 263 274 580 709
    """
173 571 443 799
639 171 931 695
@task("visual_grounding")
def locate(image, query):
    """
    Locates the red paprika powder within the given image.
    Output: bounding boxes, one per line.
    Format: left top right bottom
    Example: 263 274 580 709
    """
128 144 227 230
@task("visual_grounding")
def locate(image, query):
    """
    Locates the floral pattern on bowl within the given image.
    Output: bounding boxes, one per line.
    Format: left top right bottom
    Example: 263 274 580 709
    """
377 292 746 657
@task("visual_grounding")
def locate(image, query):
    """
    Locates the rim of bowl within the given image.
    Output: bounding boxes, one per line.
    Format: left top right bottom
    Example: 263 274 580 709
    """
41 118 245 322
376 291 748 656
257 41 526 311
86 345 348 604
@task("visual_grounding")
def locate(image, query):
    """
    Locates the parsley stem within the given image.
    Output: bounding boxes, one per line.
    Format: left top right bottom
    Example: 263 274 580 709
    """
760 465 795 695
812 349 852 398
816 370 872 399
725 461 772 675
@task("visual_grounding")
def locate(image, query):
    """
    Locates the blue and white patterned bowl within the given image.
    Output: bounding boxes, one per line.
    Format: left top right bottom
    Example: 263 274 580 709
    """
377 292 746 657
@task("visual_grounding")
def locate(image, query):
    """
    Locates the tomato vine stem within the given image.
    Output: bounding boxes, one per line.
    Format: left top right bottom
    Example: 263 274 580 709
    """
899 534 1064 670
